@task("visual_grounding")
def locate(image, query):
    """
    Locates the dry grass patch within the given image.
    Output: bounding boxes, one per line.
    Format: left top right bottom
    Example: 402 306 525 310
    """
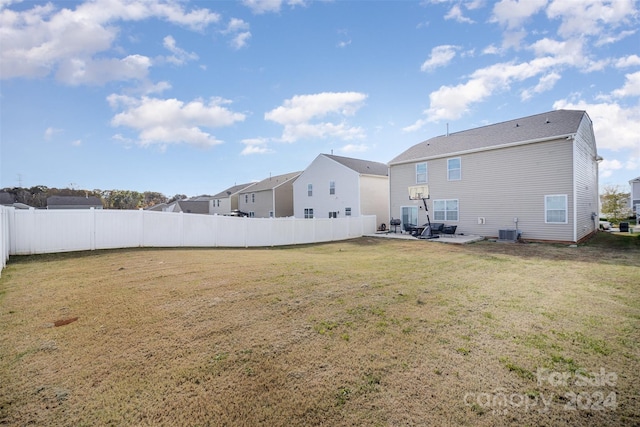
1 234 639 426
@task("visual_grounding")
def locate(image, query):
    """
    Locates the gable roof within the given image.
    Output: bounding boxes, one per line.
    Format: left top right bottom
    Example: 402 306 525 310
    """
240 172 302 193
47 195 103 207
390 109 587 165
212 182 257 199
323 154 388 176
176 200 210 214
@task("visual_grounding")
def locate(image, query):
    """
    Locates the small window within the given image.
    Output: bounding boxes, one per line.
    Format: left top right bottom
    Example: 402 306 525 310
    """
244 194 248 203
345 207 352 216
448 158 461 181
269 211 274 218
307 184 313 197
329 211 337 218
216 199 220 207
433 199 458 221
251 193 255 203
248 211 255 218
416 162 427 184
304 208 314 219
329 181 335 195
545 195 567 223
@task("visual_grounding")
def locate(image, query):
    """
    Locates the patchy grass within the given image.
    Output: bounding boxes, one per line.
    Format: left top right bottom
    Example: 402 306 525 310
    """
0 235 639 426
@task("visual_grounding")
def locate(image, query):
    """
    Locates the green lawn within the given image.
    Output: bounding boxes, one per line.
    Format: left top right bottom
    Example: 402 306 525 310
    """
1 232 639 426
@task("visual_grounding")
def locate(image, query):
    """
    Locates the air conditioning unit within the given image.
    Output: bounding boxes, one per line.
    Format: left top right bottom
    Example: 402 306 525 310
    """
499 229 520 241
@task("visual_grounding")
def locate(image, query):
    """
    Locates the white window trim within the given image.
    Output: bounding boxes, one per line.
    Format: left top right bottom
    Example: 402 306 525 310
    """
433 199 459 222
545 194 568 224
329 181 336 195
307 184 313 197
304 208 314 219
416 162 427 184
447 157 461 181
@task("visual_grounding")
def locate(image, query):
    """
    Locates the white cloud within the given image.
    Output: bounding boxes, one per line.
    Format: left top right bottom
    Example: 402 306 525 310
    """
44 127 62 140
521 72 561 100
420 45 459 72
56 54 152 85
231 32 252 50
445 4 474 23
552 99 640 157
546 0 637 39
240 138 273 155
108 95 246 148
242 0 305 14
612 72 640 98
71 139 82 147
161 35 198 65
0 0 219 83
221 18 251 50
615 54 640 68
265 92 367 143
490 0 547 29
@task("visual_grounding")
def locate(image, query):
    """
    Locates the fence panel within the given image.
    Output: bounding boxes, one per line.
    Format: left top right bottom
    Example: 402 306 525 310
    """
4 209 376 257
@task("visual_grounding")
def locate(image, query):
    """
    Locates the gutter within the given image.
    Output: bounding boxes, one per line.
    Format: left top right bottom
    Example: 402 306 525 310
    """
389 133 577 166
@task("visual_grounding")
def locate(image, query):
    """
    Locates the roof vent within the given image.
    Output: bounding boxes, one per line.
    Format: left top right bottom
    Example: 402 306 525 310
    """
516 123 519 127
545 118 550 123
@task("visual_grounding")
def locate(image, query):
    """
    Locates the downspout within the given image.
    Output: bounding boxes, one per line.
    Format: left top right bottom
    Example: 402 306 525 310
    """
570 134 577 243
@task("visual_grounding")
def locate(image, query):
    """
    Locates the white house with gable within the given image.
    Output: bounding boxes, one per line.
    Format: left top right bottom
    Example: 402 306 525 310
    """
293 154 389 227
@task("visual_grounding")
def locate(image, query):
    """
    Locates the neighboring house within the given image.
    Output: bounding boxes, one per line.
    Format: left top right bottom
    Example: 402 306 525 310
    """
630 176 640 218
146 199 210 214
47 195 103 209
237 172 301 218
293 153 389 225
209 183 257 215
388 110 600 243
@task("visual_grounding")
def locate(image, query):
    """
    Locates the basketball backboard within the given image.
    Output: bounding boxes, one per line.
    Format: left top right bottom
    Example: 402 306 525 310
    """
408 185 429 200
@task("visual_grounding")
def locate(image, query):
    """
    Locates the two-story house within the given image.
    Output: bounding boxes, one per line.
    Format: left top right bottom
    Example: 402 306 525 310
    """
293 154 389 226
237 172 301 218
389 110 600 243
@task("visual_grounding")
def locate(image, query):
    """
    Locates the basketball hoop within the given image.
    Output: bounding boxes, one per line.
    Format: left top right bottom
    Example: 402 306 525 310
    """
408 185 429 200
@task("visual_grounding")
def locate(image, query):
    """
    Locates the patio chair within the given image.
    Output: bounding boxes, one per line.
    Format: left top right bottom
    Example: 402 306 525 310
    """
441 225 457 237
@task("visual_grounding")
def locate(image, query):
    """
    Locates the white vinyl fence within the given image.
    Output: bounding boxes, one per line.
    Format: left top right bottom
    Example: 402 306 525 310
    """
0 207 9 276
0 207 377 274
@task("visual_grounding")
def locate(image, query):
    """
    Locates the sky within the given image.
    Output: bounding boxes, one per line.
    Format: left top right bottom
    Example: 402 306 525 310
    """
1 0 639 198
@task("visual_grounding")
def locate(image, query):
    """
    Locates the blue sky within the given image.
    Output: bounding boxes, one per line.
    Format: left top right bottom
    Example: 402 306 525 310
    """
1 0 638 198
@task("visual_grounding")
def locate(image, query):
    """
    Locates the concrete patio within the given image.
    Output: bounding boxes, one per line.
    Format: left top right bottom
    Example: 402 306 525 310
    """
366 231 484 244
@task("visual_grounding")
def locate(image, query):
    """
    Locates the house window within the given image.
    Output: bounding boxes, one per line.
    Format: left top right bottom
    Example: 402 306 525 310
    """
448 158 461 181
308 184 313 197
345 207 352 216
244 194 248 203
216 199 220 207
329 181 335 195
545 195 567 223
251 193 255 203
329 211 337 218
304 208 314 219
248 211 255 218
433 199 458 221
269 211 274 218
416 162 427 184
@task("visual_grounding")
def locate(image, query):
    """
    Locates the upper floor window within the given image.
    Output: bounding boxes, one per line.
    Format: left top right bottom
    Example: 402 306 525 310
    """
251 193 255 203
416 162 427 183
345 207 352 216
307 184 313 197
244 194 248 203
329 181 335 195
448 158 461 181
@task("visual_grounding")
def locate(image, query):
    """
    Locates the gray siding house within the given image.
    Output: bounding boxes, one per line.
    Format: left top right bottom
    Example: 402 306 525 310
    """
388 110 600 243
210 183 257 215
238 172 301 218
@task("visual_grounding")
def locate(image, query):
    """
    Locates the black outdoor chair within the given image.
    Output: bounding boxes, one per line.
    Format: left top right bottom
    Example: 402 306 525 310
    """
441 225 457 237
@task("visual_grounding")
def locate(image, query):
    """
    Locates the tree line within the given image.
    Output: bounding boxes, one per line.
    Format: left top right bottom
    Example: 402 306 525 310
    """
1 186 188 210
